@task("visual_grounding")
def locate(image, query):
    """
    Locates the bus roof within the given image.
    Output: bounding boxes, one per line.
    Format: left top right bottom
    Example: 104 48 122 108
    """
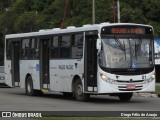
5 23 153 39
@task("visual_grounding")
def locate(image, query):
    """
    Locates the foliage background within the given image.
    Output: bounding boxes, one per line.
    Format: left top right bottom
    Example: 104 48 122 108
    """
0 0 160 65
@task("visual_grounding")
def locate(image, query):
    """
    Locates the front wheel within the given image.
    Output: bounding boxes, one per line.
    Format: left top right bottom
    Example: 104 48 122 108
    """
118 93 133 102
25 76 42 96
74 79 90 102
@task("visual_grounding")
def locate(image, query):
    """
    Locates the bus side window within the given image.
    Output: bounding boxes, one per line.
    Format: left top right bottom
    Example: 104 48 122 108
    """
51 36 59 58
6 40 12 60
60 35 71 58
29 38 39 59
21 38 30 59
34 39 39 59
28 38 34 59
71 34 83 59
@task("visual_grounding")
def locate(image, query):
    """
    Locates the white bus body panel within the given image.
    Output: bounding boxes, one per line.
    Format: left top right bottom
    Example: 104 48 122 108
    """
20 60 40 90
50 59 84 92
97 66 155 93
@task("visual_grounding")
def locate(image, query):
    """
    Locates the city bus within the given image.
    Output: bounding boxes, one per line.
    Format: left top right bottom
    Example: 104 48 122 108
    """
4 23 155 101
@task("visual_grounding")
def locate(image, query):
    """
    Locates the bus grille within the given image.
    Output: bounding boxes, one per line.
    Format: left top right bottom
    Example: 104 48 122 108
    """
116 80 144 83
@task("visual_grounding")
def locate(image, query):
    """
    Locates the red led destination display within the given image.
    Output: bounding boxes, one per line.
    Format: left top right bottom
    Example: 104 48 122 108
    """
101 25 153 35
111 28 145 34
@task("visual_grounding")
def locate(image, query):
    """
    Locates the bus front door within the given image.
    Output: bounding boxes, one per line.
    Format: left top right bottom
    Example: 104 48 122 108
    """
40 39 50 89
84 33 98 92
11 41 20 87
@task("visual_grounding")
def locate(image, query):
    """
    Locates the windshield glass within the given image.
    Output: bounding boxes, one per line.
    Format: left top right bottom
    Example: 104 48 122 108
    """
99 37 154 69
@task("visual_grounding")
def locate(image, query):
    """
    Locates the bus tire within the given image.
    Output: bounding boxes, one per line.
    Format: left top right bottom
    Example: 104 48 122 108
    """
74 79 90 102
118 93 133 102
25 76 42 96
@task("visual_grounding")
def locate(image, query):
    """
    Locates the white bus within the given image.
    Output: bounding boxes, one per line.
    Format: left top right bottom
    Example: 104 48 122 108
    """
4 23 155 101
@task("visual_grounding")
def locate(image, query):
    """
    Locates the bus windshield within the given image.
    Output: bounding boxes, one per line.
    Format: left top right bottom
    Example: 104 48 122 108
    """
99 37 154 69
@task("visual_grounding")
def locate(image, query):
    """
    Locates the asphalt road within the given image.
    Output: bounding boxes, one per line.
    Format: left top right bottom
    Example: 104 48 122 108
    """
0 86 159 112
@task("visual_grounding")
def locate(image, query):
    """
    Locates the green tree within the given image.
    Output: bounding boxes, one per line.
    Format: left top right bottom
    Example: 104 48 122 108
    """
121 0 160 37
14 12 44 32
0 0 12 11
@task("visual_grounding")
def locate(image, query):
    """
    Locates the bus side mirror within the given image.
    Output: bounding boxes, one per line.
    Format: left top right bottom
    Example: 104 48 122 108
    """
96 39 101 50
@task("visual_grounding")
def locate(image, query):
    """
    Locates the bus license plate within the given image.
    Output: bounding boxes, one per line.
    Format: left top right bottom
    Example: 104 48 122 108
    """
126 85 135 90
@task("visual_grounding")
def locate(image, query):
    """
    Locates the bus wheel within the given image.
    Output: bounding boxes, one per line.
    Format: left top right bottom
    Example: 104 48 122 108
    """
74 79 90 101
118 93 133 102
25 76 42 96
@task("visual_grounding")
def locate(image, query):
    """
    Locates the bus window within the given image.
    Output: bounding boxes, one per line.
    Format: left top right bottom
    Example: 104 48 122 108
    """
51 36 59 58
71 34 83 59
6 40 12 60
21 38 30 59
28 38 39 59
28 38 34 59
34 39 39 59
60 35 71 58
21 38 39 59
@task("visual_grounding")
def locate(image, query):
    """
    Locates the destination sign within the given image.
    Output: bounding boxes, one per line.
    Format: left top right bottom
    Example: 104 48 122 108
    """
111 28 144 34
101 25 153 35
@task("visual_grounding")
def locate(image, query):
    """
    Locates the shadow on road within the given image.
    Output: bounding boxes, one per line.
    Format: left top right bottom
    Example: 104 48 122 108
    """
0 87 149 104
89 95 147 104
0 83 10 88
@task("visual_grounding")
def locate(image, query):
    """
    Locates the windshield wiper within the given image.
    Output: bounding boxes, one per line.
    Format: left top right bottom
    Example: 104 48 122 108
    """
115 37 126 60
135 37 142 60
123 41 126 60
149 43 152 61
115 37 125 51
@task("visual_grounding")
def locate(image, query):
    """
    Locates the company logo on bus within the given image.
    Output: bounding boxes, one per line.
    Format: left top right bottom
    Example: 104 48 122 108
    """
36 64 39 71
132 63 137 68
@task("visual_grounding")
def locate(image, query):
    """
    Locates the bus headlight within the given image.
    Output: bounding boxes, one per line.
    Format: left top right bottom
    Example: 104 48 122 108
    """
100 73 115 84
151 74 155 80
0 76 4 80
100 73 108 81
108 79 116 84
146 75 155 83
